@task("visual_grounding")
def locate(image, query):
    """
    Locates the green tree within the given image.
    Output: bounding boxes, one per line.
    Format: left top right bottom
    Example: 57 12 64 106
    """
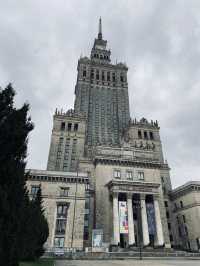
0 84 34 266
0 84 49 265
20 187 49 261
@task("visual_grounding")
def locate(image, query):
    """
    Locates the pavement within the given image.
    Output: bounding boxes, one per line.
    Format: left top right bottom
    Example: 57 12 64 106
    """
55 259 200 266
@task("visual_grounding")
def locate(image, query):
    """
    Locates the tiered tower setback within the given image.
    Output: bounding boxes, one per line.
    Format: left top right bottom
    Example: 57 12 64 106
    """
74 18 130 147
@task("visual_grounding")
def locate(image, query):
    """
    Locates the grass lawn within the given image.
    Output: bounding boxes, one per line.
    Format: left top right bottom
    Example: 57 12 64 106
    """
20 258 54 266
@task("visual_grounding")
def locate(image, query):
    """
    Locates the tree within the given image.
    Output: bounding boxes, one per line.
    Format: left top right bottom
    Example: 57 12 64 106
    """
20 187 49 261
0 84 34 265
0 84 49 265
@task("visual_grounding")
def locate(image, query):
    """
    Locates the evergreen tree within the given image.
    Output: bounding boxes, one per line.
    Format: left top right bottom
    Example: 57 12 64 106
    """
20 187 49 261
0 84 33 266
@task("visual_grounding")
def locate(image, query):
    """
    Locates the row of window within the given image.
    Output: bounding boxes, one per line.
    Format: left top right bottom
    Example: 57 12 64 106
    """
54 203 68 247
82 68 126 83
113 170 144 180
60 122 79 132
92 53 109 60
138 130 154 140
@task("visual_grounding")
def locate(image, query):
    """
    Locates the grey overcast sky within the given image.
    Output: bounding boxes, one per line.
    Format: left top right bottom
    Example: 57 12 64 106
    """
1 0 200 188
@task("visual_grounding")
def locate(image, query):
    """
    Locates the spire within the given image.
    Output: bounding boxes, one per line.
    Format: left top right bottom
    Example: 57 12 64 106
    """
98 17 102 40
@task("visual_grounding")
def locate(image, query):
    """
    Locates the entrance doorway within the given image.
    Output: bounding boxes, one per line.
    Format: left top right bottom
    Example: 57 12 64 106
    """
120 234 128 248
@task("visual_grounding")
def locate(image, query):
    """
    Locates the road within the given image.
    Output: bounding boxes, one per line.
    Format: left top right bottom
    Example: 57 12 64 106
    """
55 259 200 266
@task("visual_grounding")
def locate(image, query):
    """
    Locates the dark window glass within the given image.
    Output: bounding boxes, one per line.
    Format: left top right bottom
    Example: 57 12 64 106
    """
166 211 170 219
164 201 168 207
170 234 173 242
31 186 40 196
107 72 110 81
74 123 78 131
138 130 142 139
61 122 65 131
91 69 94 79
180 201 183 208
150 131 154 140
96 70 99 80
57 204 68 218
55 219 66 234
83 69 86 77
112 73 115 82
144 131 148 139
183 215 186 223
102 71 105 81
68 123 72 131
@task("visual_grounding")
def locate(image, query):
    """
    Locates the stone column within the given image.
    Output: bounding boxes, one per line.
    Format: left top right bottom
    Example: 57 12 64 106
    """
154 196 164 246
113 192 120 245
127 193 135 246
140 194 150 246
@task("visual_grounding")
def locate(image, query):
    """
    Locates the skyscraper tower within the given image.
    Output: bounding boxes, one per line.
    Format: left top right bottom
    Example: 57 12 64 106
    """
74 18 130 147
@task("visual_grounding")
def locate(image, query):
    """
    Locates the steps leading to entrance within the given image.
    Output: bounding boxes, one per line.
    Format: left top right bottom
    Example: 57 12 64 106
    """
45 250 200 259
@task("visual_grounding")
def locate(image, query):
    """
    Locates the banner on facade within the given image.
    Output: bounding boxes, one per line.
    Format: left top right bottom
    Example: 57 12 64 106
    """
92 229 103 247
146 202 156 235
119 201 128 234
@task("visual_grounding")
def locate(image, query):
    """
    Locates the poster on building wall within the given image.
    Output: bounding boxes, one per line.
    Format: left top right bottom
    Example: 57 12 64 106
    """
146 202 156 235
119 201 128 234
92 229 103 247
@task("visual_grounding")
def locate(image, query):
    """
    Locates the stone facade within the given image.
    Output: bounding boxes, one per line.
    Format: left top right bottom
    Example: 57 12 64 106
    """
28 19 200 253
26 169 90 251
170 181 200 251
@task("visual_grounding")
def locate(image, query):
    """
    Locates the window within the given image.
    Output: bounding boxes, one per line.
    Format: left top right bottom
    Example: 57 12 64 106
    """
55 219 66 234
168 222 171 230
54 237 65 248
60 187 69 197
31 185 40 196
57 204 68 218
107 72 110 81
83 69 86 77
96 70 99 80
74 123 78 131
112 73 115 82
182 214 186 223
164 201 168 207
61 122 65 131
174 203 177 210
138 171 144 180
150 131 154 140
114 169 121 179
166 211 170 219
102 71 105 81
144 131 148 139
68 123 72 131
170 234 173 242
120 74 124 82
90 69 94 79
180 201 183 208
176 216 180 224
126 171 133 180
138 130 142 139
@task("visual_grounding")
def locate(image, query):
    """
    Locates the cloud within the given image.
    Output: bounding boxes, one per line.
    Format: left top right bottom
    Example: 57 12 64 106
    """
0 0 200 188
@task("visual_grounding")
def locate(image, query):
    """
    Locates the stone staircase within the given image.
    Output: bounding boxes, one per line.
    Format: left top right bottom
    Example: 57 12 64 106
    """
45 248 200 259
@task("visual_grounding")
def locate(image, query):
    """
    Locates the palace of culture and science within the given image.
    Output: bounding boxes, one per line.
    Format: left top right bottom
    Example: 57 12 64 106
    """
27 19 200 254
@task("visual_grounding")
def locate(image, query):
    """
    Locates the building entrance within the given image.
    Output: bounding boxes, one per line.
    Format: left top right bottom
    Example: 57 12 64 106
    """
120 234 128 248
